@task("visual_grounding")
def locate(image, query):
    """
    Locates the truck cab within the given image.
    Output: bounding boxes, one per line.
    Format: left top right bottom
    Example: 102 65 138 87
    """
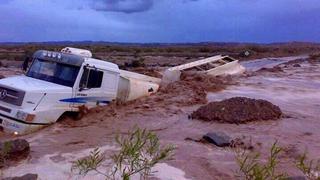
0 47 159 135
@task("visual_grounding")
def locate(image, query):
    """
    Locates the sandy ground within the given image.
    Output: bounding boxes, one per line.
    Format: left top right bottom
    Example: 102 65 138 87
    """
0 55 319 179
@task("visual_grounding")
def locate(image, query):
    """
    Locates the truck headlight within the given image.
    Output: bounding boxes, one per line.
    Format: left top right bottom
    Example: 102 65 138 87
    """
16 111 35 122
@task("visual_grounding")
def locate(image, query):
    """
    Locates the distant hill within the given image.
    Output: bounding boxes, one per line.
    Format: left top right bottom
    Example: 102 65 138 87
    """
0 41 320 47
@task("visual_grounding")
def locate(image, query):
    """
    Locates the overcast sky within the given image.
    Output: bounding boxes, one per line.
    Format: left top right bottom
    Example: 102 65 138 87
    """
0 0 319 43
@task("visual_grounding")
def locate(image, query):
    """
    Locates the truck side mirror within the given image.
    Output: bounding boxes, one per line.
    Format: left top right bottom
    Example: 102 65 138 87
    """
22 56 30 72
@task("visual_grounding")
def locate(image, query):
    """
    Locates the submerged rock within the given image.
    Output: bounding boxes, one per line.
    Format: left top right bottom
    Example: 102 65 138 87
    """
203 132 231 147
3 173 38 180
192 97 282 124
0 139 30 160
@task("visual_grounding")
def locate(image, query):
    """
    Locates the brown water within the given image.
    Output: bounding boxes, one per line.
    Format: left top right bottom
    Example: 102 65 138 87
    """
207 59 320 176
1 57 319 179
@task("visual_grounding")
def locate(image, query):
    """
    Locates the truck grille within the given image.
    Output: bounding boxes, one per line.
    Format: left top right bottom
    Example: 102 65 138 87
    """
0 105 11 113
0 85 25 106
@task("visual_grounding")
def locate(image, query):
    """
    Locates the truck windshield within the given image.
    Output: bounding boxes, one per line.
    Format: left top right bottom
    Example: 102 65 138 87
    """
26 59 80 87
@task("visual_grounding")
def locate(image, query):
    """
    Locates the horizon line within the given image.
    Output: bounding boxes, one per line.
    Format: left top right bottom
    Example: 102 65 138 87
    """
0 40 320 46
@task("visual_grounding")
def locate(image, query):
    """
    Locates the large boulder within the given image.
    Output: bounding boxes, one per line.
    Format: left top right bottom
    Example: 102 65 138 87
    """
192 97 282 124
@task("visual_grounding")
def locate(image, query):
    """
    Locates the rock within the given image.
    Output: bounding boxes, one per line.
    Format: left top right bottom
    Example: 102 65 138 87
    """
191 97 282 124
0 139 30 160
285 176 306 180
0 74 5 79
259 66 284 73
293 64 302 67
3 173 38 180
203 132 231 147
142 104 151 109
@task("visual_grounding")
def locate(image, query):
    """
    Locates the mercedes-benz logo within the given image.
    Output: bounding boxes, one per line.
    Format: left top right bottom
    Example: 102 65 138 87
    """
0 90 7 99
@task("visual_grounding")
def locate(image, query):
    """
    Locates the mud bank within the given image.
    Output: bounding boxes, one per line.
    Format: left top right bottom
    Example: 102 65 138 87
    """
192 97 282 124
60 73 233 129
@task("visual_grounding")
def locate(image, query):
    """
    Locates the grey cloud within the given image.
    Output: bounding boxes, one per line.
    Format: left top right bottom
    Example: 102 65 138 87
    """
90 0 154 13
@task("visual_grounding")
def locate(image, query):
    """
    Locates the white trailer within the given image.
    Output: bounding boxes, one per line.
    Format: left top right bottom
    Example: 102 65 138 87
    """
162 55 245 84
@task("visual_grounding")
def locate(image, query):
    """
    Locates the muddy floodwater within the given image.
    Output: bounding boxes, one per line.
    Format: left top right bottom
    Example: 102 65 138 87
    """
0 56 319 179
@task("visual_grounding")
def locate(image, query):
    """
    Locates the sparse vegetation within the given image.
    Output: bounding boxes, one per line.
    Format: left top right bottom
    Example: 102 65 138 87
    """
72 127 175 180
296 152 320 180
0 141 11 168
310 53 320 60
1 42 320 64
235 141 287 180
131 58 145 67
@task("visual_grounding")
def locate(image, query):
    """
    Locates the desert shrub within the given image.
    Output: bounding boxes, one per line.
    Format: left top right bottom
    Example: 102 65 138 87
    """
235 141 287 180
198 47 211 53
246 45 269 53
131 58 145 67
14 55 24 61
0 53 9 60
0 141 11 168
72 127 175 180
310 53 320 60
296 152 320 180
143 48 155 53
165 48 175 53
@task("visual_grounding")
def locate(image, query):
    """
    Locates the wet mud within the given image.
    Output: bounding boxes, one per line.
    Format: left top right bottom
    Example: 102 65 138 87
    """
191 97 282 124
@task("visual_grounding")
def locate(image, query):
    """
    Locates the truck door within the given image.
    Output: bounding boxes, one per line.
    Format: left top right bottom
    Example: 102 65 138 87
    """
71 66 108 109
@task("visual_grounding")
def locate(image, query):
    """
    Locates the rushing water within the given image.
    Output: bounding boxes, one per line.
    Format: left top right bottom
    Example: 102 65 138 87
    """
241 55 308 72
209 58 320 117
1 56 319 179
207 59 320 176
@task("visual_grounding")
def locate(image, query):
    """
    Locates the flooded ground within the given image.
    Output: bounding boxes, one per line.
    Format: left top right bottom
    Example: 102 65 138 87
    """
0 56 319 179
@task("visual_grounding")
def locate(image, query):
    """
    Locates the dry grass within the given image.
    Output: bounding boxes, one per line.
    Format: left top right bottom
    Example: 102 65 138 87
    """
1 42 320 64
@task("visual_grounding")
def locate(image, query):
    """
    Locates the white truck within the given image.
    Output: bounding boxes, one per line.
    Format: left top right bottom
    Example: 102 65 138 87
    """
0 48 160 134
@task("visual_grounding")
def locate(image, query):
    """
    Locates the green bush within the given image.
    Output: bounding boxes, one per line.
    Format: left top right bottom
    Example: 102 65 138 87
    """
296 152 320 180
72 127 175 180
0 141 11 168
235 141 287 180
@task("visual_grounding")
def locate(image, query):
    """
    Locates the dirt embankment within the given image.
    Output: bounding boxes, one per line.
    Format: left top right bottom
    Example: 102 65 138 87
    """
191 97 282 124
60 74 234 128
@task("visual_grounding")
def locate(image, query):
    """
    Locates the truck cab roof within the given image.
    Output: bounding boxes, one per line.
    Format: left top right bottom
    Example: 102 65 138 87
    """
33 49 120 73
84 58 120 73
